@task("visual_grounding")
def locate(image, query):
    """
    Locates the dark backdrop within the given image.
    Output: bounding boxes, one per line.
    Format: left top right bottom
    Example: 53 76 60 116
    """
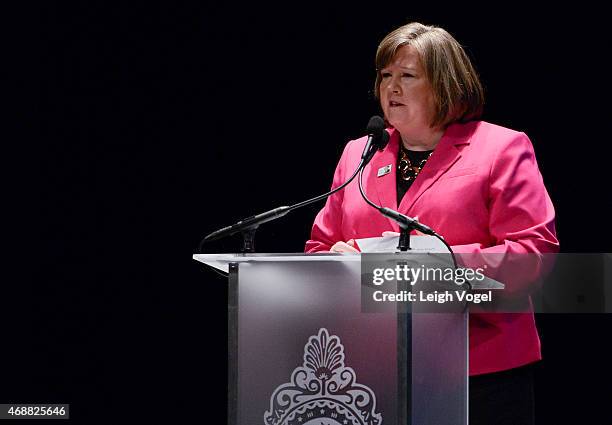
7 2 611 423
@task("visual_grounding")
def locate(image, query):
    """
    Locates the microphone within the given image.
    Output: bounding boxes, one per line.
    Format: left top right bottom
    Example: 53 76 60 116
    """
361 116 386 163
354 142 457 260
378 207 436 235
371 130 390 161
199 116 390 252
203 206 291 242
378 129 390 151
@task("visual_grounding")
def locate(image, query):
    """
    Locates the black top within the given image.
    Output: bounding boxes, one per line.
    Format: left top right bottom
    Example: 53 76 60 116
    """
396 144 434 206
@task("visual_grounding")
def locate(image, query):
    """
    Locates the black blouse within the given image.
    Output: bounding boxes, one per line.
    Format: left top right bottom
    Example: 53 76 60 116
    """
396 145 434 206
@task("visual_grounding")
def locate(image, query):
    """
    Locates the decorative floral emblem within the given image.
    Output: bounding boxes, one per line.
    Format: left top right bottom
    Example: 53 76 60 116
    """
264 328 382 425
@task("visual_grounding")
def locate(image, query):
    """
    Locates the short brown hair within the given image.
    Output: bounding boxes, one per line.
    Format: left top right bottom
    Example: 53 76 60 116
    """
374 22 484 128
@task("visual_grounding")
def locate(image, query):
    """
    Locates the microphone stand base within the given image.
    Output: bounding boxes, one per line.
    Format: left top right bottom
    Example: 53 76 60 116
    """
397 226 413 251
241 228 257 253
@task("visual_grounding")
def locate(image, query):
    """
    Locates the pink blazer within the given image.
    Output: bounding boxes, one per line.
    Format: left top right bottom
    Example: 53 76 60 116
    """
306 120 559 375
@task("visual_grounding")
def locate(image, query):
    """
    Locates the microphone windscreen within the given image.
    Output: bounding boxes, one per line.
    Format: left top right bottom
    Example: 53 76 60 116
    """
377 130 390 151
366 115 385 134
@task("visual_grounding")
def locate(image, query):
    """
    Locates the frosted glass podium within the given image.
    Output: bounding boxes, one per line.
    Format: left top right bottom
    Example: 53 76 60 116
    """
193 252 487 425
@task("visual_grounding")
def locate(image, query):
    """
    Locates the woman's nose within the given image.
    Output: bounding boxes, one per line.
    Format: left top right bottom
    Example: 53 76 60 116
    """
386 77 401 94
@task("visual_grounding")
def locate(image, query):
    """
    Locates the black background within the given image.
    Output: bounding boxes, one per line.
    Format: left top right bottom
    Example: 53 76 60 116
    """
6 1 612 423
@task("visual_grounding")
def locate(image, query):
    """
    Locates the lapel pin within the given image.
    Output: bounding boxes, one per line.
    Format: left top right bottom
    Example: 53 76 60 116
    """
377 164 392 177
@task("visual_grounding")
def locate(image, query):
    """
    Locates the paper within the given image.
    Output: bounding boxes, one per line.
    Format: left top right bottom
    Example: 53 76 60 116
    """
355 235 450 253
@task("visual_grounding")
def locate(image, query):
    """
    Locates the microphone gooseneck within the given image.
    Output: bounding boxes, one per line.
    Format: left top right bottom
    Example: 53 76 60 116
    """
357 160 457 267
199 116 388 252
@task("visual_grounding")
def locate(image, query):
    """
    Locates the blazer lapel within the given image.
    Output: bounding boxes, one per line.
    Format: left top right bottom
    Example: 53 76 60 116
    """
398 122 475 214
369 128 401 230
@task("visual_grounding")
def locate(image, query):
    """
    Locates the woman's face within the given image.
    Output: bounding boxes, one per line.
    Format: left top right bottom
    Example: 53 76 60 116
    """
379 45 437 141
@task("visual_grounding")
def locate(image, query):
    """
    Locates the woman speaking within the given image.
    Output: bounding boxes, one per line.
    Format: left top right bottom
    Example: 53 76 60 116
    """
306 22 558 425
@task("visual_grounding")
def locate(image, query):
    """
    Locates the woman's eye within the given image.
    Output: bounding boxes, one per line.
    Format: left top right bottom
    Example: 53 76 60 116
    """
381 72 391 78
402 73 414 78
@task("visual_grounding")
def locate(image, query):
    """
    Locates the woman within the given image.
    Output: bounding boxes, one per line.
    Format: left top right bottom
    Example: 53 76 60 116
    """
306 22 558 424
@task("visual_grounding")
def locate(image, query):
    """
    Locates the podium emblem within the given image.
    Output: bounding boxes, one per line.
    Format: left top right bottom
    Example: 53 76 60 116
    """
264 328 382 425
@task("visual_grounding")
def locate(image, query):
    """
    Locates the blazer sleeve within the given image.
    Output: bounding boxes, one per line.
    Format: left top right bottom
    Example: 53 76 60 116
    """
452 132 559 295
305 142 353 252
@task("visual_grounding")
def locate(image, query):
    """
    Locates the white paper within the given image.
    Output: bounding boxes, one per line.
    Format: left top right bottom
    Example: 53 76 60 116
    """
355 235 450 253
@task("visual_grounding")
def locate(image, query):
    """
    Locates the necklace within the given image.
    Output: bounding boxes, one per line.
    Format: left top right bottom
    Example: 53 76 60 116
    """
398 147 433 182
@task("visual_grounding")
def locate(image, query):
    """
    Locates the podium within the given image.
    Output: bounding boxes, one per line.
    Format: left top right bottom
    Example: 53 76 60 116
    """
194 252 476 425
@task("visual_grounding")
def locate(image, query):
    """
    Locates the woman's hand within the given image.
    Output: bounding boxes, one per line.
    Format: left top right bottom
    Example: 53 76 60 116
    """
382 231 400 237
382 230 426 237
330 239 359 253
